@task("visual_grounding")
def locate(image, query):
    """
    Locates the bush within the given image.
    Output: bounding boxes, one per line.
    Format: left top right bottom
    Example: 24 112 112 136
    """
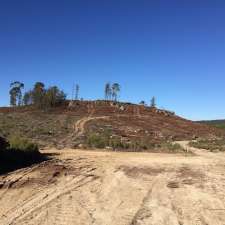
85 132 186 152
161 142 185 152
9 136 39 152
167 143 183 151
0 136 45 174
87 133 108 149
109 137 124 149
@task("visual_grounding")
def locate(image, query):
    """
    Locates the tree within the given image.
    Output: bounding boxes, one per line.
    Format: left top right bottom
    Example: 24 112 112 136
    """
9 81 24 106
112 83 120 102
23 82 67 109
139 100 146 106
150 96 156 108
32 82 45 108
23 90 33 106
104 83 111 100
9 88 17 106
44 86 66 108
75 84 79 100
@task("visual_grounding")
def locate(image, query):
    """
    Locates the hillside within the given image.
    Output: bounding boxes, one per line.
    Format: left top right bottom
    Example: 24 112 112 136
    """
0 100 223 150
199 120 225 130
1 101 225 224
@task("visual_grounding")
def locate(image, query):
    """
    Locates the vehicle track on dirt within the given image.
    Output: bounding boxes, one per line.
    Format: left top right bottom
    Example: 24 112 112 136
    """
1 144 225 225
74 116 110 136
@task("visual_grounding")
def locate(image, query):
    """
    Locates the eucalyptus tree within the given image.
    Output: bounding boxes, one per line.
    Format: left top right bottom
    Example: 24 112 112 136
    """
45 86 66 108
150 96 156 108
23 90 33 106
112 83 120 102
104 82 112 100
9 81 24 106
32 82 45 108
75 84 80 100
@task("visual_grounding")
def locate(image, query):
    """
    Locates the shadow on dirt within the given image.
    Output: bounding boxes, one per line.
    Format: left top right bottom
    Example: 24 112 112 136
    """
0 151 51 175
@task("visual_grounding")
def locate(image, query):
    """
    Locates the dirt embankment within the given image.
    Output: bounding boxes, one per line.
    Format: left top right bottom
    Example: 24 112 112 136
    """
1 143 225 225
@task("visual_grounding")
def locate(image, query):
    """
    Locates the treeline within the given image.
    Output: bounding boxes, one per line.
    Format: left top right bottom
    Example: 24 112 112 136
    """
9 81 122 109
9 82 66 109
9 81 156 109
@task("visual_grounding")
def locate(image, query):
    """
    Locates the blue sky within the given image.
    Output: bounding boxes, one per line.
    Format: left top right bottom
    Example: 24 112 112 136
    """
0 0 225 120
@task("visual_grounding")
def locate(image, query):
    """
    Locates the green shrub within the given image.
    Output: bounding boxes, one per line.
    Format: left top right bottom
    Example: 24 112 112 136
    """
0 136 45 175
87 133 108 149
109 137 123 149
86 132 186 152
9 136 39 152
161 142 185 152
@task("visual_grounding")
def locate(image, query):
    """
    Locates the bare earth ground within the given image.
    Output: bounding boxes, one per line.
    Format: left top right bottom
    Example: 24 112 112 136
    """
1 142 225 225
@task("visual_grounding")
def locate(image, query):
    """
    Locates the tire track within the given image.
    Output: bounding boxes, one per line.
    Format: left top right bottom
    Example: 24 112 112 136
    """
74 116 110 136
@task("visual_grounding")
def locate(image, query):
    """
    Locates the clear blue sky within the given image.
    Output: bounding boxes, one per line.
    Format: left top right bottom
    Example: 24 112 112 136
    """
0 0 225 120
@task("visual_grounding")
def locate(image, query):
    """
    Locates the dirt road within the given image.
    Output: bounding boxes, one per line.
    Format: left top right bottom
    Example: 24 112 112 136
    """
1 143 225 225
74 116 109 136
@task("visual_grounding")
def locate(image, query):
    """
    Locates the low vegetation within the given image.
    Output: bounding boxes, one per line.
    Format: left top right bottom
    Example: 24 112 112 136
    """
189 139 225 152
0 112 80 148
161 142 186 152
86 131 186 152
87 132 130 150
9 136 39 152
0 136 46 174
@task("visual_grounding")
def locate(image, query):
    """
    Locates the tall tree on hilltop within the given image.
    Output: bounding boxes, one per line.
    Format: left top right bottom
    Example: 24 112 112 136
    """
32 82 45 108
75 84 80 100
9 88 17 106
9 81 24 106
150 96 156 108
112 83 120 102
105 83 112 100
23 90 33 106
45 86 66 108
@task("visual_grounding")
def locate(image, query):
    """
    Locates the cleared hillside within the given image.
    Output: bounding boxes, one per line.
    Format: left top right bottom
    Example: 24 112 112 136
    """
0 101 223 150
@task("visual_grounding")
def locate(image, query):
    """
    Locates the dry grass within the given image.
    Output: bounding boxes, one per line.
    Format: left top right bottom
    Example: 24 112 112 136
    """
0 111 80 148
189 139 225 152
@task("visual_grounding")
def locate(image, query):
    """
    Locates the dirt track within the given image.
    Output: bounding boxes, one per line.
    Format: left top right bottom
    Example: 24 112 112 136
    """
1 143 225 225
74 116 109 136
